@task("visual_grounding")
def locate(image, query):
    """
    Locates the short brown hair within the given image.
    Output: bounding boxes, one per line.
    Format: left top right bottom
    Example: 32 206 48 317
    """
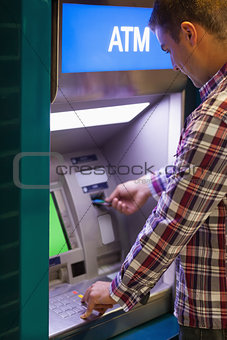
149 0 227 42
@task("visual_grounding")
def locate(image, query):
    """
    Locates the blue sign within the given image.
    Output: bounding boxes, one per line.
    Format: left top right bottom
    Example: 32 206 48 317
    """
62 4 172 73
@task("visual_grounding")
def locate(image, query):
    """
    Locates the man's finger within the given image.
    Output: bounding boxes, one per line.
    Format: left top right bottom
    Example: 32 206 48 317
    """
110 197 119 209
106 187 120 202
97 308 106 316
80 305 94 319
81 286 91 304
80 300 95 319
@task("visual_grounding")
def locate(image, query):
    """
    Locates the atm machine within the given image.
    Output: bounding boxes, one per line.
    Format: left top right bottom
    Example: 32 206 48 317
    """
49 1 187 339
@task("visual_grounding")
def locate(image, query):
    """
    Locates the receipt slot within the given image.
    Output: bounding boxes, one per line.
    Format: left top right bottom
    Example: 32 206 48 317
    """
98 214 115 245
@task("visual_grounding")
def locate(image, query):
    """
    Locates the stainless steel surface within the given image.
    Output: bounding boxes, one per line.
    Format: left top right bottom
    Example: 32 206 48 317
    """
52 70 186 112
49 276 171 339
49 275 119 338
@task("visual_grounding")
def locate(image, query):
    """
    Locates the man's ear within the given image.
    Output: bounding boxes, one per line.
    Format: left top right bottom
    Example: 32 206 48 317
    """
180 21 197 46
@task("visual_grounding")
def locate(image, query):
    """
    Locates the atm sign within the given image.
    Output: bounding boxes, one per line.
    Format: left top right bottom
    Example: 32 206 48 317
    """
62 4 172 73
108 26 150 52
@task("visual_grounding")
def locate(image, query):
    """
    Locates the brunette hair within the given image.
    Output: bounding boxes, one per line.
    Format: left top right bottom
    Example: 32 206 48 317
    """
149 0 227 42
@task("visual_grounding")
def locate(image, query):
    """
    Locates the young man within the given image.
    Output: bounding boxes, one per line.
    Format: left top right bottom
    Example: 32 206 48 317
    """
81 1 227 338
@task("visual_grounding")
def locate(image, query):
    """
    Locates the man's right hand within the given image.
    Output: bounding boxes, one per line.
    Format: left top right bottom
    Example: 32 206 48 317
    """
106 175 151 215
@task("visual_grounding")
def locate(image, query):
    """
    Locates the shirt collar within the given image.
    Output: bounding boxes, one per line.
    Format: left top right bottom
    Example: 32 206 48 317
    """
199 63 227 102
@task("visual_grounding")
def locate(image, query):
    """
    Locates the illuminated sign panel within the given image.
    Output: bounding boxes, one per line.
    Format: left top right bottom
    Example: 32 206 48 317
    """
62 4 172 73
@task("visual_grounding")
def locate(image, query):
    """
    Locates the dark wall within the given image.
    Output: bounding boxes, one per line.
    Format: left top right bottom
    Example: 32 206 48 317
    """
0 2 21 338
0 1 51 339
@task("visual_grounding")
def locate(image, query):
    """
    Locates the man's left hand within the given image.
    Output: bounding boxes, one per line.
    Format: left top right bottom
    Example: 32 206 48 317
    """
80 281 116 319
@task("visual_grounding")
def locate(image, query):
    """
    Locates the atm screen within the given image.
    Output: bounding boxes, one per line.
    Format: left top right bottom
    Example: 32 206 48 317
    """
49 193 70 257
61 3 172 73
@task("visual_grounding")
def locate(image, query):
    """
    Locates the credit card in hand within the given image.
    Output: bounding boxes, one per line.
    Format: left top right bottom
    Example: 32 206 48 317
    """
92 199 112 207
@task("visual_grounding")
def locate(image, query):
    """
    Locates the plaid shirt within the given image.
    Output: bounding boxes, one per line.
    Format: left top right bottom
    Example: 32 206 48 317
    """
110 64 227 329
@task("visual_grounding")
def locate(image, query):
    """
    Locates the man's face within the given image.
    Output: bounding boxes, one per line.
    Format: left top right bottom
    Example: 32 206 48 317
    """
155 26 203 88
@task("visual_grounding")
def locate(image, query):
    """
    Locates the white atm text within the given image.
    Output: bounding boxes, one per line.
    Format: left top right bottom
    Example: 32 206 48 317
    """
108 26 150 52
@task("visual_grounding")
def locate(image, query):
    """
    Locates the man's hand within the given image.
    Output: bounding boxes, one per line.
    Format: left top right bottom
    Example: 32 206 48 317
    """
106 175 151 215
80 281 116 319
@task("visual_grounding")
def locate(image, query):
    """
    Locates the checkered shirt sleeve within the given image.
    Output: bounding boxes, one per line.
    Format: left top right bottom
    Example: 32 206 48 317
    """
110 64 227 329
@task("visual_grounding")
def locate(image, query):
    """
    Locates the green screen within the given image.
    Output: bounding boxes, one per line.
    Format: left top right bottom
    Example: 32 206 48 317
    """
49 193 69 257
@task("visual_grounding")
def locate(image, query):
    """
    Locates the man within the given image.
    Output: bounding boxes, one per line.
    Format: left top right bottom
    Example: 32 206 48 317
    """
81 0 227 338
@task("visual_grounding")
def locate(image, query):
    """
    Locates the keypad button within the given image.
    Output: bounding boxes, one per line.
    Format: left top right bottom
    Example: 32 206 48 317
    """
54 302 63 308
52 308 63 314
56 295 65 301
67 310 76 316
61 305 71 312
49 303 56 309
62 299 71 305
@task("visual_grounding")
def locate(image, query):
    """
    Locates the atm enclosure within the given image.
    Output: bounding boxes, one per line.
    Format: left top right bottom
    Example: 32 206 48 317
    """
49 1 187 339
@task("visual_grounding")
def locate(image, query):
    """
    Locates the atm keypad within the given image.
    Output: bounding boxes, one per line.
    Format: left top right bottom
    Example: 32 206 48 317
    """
50 291 87 319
